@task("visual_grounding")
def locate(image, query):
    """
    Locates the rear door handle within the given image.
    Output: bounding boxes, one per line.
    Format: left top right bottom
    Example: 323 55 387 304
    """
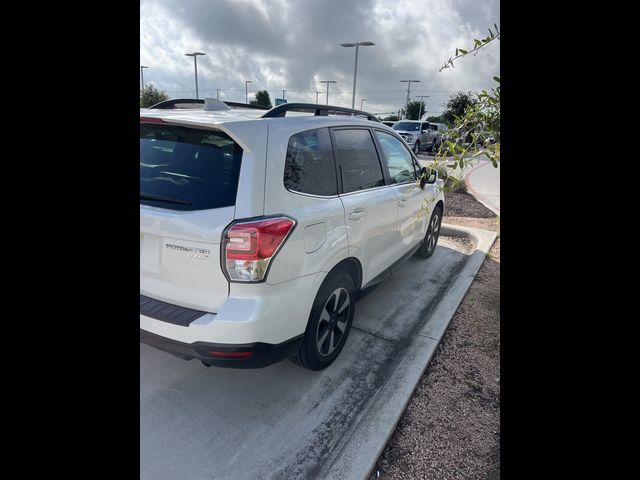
348 208 366 221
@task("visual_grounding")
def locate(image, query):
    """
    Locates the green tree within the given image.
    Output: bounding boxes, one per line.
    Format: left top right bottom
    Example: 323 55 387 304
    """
382 114 399 121
140 84 169 108
250 90 272 108
419 23 499 213
405 100 426 120
441 92 475 126
426 115 444 123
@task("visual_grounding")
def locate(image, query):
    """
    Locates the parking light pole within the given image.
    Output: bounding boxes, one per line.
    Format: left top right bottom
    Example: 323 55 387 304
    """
245 80 253 104
140 65 148 91
415 95 430 121
340 41 375 109
400 80 420 119
319 81 336 105
185 52 206 99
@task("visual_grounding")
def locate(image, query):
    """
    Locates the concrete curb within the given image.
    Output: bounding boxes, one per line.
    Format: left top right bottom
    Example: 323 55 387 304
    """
323 224 498 480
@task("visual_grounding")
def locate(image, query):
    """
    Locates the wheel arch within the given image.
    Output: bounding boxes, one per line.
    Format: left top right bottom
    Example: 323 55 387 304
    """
328 257 363 293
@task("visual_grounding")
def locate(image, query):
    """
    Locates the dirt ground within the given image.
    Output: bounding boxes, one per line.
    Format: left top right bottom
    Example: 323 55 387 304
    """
369 193 500 480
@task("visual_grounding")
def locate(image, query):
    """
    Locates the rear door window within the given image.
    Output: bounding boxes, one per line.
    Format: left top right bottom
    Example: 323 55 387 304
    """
284 128 338 196
140 123 243 211
332 129 385 193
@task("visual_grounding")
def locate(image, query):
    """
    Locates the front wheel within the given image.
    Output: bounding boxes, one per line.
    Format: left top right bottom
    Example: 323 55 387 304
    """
290 270 356 370
415 205 443 258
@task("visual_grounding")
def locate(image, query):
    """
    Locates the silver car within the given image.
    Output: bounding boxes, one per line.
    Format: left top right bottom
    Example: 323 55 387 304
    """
392 121 441 154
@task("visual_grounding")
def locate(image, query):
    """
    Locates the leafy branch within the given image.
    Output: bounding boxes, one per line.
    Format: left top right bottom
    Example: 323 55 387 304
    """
417 23 501 217
440 24 500 72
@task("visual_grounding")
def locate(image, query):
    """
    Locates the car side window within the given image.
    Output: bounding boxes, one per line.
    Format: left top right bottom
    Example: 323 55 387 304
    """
284 128 338 196
332 129 385 193
374 130 417 184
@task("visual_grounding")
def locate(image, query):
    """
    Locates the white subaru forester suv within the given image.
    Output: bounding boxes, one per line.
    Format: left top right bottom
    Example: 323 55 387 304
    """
140 99 444 370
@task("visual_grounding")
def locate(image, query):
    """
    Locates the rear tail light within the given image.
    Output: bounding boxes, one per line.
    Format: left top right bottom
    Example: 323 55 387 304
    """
222 216 296 282
139 117 165 124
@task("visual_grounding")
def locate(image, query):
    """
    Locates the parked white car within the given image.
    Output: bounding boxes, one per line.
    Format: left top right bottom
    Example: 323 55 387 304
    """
140 101 445 370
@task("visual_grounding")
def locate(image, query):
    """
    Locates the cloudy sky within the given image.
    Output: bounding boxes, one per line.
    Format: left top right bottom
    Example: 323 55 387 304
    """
140 0 499 117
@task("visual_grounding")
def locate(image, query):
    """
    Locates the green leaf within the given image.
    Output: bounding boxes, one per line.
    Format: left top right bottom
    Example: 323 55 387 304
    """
493 76 500 83
455 48 459 56
458 49 468 55
474 39 482 47
488 28 493 36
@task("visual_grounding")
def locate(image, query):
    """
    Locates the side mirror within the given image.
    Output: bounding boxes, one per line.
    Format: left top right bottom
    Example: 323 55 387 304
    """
422 129 428 134
419 167 437 189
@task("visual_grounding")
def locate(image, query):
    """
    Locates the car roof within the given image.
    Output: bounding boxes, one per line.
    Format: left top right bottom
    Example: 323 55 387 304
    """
140 107 387 153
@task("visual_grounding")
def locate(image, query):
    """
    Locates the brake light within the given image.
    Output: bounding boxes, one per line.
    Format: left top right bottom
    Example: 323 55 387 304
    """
222 217 296 282
140 117 165 124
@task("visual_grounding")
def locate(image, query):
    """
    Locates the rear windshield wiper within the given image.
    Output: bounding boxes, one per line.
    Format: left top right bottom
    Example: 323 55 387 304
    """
140 192 192 206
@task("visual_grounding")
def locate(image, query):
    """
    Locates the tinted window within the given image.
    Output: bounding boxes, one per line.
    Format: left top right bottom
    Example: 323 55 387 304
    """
429 124 438 131
393 122 420 131
332 129 385 193
284 128 337 196
375 131 417 184
140 124 242 211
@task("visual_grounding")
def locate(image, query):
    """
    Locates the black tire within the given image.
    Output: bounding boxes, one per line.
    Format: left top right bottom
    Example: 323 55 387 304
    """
413 141 420 155
290 269 356 371
415 205 443 258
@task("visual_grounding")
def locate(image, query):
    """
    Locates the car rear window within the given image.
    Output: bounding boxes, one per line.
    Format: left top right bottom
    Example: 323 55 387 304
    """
140 123 243 211
284 128 338 196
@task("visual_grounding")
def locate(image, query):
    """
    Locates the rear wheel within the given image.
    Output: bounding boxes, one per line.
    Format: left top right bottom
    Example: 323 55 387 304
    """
415 205 443 258
290 270 356 370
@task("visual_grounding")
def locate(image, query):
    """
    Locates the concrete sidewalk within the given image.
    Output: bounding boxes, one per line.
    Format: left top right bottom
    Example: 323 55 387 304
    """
417 153 500 216
464 160 500 215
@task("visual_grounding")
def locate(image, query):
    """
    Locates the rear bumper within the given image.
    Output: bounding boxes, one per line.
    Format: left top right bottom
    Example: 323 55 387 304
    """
140 273 323 345
140 329 303 369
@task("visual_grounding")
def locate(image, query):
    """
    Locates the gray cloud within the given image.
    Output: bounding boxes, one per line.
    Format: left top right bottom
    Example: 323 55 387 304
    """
140 0 500 116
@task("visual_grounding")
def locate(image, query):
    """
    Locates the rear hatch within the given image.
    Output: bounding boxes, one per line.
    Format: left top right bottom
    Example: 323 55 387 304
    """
140 121 243 312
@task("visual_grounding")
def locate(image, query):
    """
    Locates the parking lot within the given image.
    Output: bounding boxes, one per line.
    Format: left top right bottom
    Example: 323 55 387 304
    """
141 228 496 480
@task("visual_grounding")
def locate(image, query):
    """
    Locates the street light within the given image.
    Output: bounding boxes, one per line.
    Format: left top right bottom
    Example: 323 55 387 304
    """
140 65 148 91
315 91 323 104
415 95 430 121
245 80 253 104
185 52 206 99
400 80 420 119
340 41 375 109
360 99 367 110
319 80 337 105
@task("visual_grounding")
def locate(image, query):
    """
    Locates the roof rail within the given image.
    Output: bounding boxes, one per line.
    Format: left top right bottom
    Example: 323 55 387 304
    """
223 101 270 110
148 98 204 109
261 103 380 122
147 98 270 110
